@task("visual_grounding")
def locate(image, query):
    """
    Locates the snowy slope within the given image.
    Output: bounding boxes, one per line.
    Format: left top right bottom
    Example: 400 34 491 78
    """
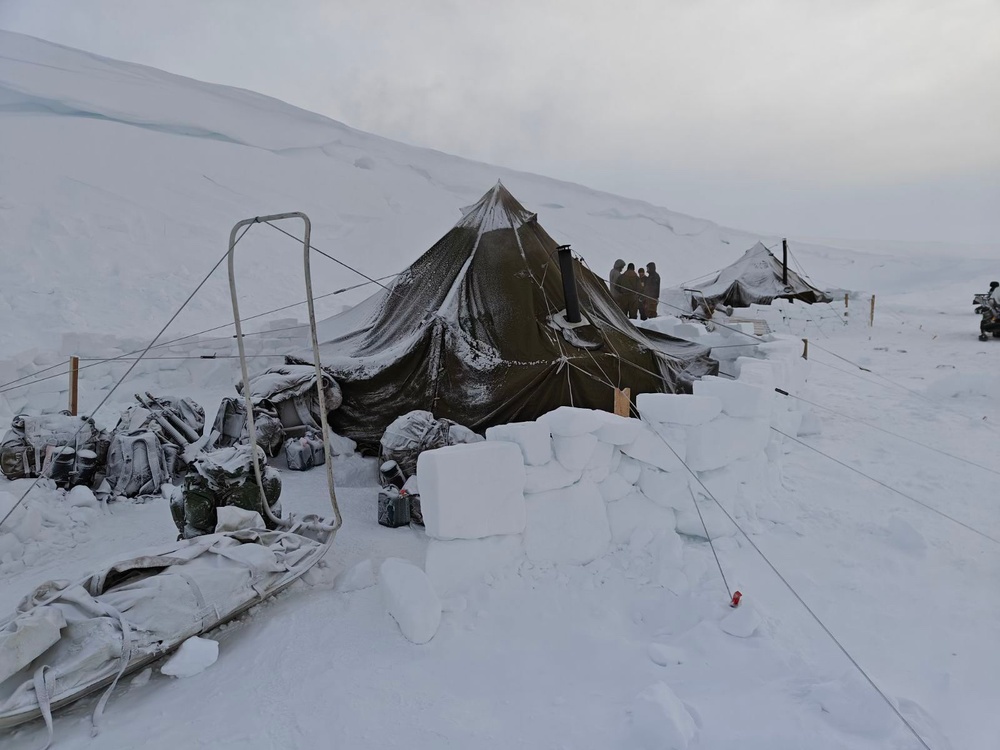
1 30 999 750
2 29 996 359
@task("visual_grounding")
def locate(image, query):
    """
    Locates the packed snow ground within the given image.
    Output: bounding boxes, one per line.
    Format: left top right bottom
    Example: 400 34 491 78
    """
1 29 999 750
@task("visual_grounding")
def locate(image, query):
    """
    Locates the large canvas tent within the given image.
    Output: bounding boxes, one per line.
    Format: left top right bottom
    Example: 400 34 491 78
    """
690 241 832 309
293 183 717 449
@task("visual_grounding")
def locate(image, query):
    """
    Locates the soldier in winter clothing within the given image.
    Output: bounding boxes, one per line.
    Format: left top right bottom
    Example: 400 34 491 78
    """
637 268 648 320
609 259 626 310
619 263 641 319
644 262 661 318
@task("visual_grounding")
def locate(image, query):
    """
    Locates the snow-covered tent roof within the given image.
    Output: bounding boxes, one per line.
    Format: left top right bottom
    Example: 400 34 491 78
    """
294 183 718 448
691 242 832 308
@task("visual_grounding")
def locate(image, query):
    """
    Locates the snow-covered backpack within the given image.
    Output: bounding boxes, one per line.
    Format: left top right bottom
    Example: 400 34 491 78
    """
0 413 98 481
210 397 284 457
104 431 169 498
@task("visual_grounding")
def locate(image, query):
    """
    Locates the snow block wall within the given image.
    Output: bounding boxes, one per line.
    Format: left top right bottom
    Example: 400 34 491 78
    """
416 337 815 596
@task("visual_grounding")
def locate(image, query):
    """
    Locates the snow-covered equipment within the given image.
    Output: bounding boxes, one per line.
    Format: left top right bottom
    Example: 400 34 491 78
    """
0 413 99 484
170 444 282 539
292 183 717 450
208 396 284 457
379 410 483 480
682 241 832 309
0 212 342 740
103 431 170 499
236 364 341 439
283 429 325 471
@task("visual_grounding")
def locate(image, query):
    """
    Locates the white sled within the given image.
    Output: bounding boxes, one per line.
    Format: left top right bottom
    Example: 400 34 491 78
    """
0 213 343 743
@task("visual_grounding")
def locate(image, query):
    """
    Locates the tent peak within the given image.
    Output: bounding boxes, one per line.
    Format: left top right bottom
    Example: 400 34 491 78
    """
457 183 536 233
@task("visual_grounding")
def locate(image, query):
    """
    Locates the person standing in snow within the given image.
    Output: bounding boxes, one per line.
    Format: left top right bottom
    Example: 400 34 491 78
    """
619 262 641 319
636 267 648 320
644 262 661 318
990 281 1000 306
609 259 626 311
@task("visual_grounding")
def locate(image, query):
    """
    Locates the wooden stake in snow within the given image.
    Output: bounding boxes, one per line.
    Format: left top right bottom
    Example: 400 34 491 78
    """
802 339 809 360
69 355 79 416
614 387 631 417
870 295 876 327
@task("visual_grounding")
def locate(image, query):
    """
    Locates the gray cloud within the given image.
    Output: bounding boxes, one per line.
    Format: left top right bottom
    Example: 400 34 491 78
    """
1 0 998 242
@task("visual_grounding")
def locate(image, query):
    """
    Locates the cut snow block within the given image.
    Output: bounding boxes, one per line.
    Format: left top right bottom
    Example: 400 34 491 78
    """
525 461 582 494
607 492 676 545
797 410 822 437
424 535 524 596
524 481 611 565
772 408 803 438
693 376 773 419
617 454 643 485
629 682 698 750
333 559 377 593
599 473 634 503
674 505 735 541
538 406 608 437
161 637 219 678
684 416 770 472
621 428 684 473
638 466 691 512
552 432 599 472
584 440 616 484
635 393 722 427
485 421 553 466
593 413 645 445
418 442 526 540
380 558 442 645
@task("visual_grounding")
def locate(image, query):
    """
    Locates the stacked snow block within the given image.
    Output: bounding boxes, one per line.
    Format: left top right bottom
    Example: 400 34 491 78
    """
415 341 817 594
417 441 527 596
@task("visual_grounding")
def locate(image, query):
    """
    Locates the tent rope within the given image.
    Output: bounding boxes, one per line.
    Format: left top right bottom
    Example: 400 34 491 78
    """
565 362 933 750
774 388 1000 477
0 224 254 533
772 425 1000 548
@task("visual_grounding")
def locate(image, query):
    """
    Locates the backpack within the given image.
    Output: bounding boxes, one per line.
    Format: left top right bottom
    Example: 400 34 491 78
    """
104 431 169 498
210 397 284 457
0 412 99 482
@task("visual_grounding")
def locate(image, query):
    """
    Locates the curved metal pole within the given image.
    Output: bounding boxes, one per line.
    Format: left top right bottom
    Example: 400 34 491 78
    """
227 213 342 534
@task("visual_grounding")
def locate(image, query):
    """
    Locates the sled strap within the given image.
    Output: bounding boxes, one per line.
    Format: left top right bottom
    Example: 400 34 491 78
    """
176 570 219 630
32 665 55 750
91 606 134 735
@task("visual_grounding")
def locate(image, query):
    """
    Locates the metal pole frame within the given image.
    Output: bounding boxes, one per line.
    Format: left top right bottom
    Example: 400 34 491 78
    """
227 213 342 533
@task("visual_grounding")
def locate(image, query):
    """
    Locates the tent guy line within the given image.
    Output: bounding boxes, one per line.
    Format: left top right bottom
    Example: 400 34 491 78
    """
771 426 1000 548
573 358 934 750
0 224 254 532
774 389 1000 477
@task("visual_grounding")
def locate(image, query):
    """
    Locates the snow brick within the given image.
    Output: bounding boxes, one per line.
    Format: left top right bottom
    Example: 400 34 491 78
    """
417 441 526 540
552 432 599 472
635 393 723 426
607 492 676 545
424 535 524 596
538 406 608 437
684 416 770 472
524 481 611 565
485 420 553 466
524 461 583 494
693 375 773 419
629 682 699 750
380 558 442 644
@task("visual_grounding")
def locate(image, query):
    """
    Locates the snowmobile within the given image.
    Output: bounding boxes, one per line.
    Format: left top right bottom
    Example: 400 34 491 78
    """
0 213 342 742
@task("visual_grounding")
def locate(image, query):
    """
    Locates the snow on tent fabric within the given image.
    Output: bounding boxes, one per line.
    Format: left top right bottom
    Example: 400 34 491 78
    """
293 183 717 449
686 241 832 309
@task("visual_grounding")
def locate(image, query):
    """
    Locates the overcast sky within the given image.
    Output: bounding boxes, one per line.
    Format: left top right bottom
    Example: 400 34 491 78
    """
1 0 998 244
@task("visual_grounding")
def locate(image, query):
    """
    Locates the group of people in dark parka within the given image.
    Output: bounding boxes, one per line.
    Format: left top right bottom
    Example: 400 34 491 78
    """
609 260 659 320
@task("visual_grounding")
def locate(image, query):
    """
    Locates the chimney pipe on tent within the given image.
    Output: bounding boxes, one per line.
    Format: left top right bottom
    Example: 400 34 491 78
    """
557 244 582 324
782 238 788 285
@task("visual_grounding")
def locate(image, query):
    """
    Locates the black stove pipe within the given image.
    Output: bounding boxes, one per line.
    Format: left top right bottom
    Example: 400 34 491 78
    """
557 244 582 324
